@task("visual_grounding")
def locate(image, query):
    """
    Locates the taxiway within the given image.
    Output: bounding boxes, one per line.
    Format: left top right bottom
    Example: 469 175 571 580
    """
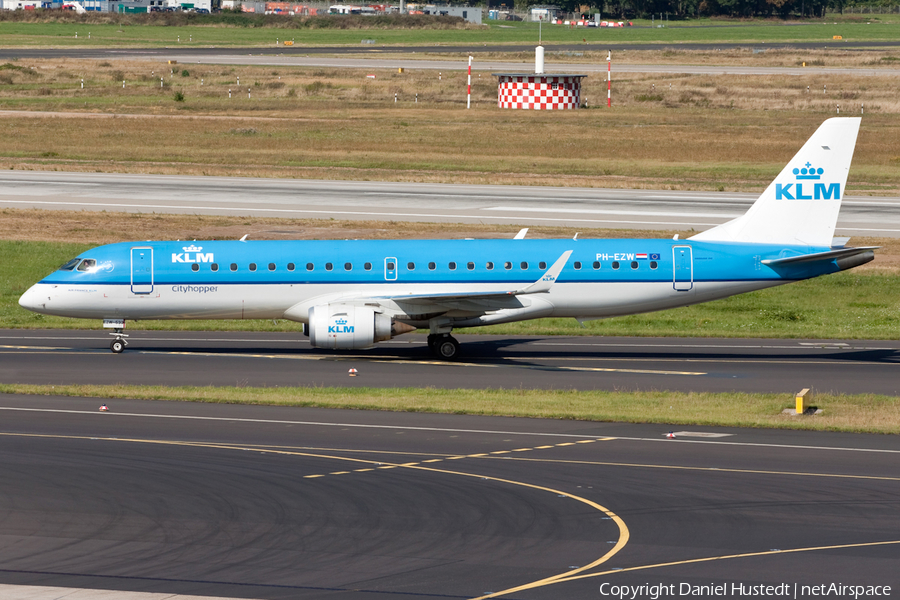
2 330 899 395
1 395 898 599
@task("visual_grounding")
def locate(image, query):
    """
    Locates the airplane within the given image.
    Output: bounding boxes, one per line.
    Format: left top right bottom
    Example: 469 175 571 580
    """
18 117 876 359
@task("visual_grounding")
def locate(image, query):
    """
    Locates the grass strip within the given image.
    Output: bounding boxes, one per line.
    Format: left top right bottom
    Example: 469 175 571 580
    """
2 17 899 47
2 384 898 434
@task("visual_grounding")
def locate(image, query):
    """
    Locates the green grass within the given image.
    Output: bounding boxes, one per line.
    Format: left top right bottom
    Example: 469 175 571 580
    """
0 18 899 48
2 384 898 433
4 240 899 339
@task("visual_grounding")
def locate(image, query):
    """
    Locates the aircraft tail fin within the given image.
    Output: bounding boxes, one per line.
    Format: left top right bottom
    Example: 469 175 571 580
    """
690 118 861 247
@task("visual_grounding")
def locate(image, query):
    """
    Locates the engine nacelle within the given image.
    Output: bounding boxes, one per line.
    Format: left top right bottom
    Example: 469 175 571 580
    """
306 304 412 349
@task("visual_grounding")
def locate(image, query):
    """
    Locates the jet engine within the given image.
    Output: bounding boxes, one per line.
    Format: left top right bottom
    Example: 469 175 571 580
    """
305 304 415 349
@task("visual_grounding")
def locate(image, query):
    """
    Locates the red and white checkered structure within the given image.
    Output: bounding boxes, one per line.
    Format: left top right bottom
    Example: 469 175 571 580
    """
494 74 586 110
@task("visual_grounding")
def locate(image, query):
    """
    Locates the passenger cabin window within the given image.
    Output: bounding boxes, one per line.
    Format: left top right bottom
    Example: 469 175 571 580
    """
59 258 80 271
249 263 257 272
230 263 238 271
325 263 334 271
650 261 658 270
268 263 276 271
486 262 494 270
631 261 639 270
364 262 372 271
386 261 395 270
407 262 415 270
612 261 620 270
593 261 601 270
428 262 436 270
76 259 96 272
211 263 219 272
539 261 547 270
449 262 457 271
467 262 475 271
505 262 512 270
287 263 295 271
520 261 528 270
345 262 353 271
306 263 314 271
573 261 582 270
191 264 199 272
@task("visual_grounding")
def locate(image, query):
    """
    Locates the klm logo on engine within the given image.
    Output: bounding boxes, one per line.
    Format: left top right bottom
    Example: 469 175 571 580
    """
775 162 840 200
172 245 214 263
329 317 354 334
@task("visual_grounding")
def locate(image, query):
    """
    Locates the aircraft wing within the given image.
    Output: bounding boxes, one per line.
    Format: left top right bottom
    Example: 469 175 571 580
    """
281 251 573 321
376 250 573 304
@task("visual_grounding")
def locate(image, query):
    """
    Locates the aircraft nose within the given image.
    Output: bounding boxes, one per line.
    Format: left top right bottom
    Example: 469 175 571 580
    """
19 285 47 312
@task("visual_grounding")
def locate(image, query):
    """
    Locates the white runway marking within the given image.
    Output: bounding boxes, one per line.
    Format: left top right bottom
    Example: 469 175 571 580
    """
1 406 898 454
0 199 719 226
0 585 257 600
484 206 739 218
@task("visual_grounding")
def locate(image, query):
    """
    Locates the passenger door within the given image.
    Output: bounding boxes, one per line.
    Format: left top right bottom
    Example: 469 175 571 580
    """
131 247 154 294
672 246 693 291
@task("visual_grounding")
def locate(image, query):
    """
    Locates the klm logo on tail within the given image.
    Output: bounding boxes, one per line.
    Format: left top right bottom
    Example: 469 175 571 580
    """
775 162 840 200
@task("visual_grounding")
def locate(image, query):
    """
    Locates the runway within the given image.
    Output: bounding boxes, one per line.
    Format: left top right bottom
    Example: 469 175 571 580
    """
4 43 900 78
140 54 900 78
2 330 899 395
3 171 900 236
0 395 898 599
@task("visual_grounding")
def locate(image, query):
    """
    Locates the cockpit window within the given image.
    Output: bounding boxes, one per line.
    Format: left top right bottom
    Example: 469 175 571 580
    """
59 258 81 271
76 259 97 272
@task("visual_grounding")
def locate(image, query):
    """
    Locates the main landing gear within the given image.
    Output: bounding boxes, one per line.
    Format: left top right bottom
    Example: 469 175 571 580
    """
427 334 460 360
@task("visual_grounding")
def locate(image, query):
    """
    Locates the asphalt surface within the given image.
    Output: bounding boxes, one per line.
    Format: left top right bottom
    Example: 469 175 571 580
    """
3 330 900 395
5 42 900 76
1 395 898 600
5 39 900 56
3 172 899 236
138 54 900 77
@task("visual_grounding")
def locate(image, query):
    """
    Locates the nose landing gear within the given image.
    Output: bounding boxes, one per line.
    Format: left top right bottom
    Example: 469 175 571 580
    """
110 336 127 354
103 319 129 354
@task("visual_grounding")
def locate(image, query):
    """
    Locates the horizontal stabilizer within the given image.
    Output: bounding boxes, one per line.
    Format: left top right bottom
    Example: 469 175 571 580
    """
761 246 878 266
761 246 878 271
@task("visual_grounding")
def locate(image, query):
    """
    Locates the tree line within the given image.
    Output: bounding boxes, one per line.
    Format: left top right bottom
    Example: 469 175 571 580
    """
505 0 899 18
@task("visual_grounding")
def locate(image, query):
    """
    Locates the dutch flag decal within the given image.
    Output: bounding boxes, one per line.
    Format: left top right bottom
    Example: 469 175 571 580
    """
636 253 648 260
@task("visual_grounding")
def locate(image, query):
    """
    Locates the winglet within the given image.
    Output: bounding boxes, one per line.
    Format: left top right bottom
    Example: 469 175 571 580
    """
514 250 572 294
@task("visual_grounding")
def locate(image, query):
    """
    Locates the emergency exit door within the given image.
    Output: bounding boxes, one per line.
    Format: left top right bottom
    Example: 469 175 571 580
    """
384 257 397 281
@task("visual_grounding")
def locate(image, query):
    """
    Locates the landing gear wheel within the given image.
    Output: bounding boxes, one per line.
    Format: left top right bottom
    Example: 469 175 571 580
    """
426 334 440 355
110 338 125 354
435 336 460 360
